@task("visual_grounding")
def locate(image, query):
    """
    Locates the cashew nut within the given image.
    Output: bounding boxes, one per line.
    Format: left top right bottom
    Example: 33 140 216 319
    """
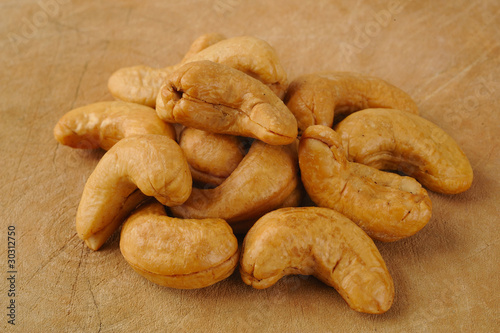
107 33 226 107
178 127 245 186
170 139 299 229
299 125 432 242
156 60 298 145
240 207 394 314
120 200 239 289
285 72 419 132
53 101 176 150
76 134 192 250
334 108 473 194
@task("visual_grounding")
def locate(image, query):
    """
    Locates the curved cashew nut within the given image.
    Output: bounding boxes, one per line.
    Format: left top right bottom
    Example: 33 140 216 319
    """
76 134 192 250
285 72 419 132
120 200 239 289
107 33 226 107
334 108 473 194
53 101 176 150
299 125 432 242
156 60 298 145
178 127 245 186
240 207 394 314
170 139 299 228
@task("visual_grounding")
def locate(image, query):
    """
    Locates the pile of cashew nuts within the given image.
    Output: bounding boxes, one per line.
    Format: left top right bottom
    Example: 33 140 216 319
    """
53 34 473 314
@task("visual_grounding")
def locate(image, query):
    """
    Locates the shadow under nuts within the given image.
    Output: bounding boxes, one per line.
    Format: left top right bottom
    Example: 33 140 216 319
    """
76 134 192 251
170 139 299 230
334 108 474 194
299 125 432 242
156 60 298 146
120 200 239 289
53 101 176 150
240 207 394 314
285 72 418 132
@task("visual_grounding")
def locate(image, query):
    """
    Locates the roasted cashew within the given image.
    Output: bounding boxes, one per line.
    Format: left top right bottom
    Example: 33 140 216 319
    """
108 34 288 107
53 101 175 150
107 33 226 107
76 134 192 250
240 207 394 314
170 139 299 229
178 127 245 186
156 60 298 145
285 72 419 132
120 200 239 289
299 125 432 242
334 108 474 194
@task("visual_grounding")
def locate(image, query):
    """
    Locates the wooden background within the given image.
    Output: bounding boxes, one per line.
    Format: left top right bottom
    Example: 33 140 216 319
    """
1 0 499 331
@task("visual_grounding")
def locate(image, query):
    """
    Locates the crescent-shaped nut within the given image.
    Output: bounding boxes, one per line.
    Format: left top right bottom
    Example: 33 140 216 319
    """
184 35 288 99
178 127 245 186
299 125 432 242
239 207 394 314
285 72 419 132
76 134 192 251
156 60 298 145
334 108 474 194
53 101 176 150
170 139 299 228
107 33 226 107
120 200 239 289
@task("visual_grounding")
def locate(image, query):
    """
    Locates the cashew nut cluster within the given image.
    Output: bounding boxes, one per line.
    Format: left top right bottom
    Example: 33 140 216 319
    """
108 34 288 107
52 33 474 312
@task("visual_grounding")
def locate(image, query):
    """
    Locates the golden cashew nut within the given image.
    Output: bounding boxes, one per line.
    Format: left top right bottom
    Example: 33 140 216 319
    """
107 33 226 107
170 139 299 230
53 101 175 150
76 134 192 250
156 60 298 145
120 200 239 289
299 125 432 242
334 108 473 194
240 207 394 314
285 72 419 132
178 127 245 186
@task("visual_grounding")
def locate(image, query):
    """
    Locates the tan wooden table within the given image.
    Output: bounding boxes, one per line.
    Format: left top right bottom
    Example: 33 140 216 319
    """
1 0 498 331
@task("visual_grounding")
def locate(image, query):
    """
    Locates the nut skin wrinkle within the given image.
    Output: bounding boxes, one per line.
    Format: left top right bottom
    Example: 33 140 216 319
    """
156 60 298 145
299 125 432 242
108 33 226 107
178 127 245 186
240 207 394 314
53 101 176 150
285 72 418 132
334 108 474 194
170 139 299 230
120 200 239 289
76 134 192 251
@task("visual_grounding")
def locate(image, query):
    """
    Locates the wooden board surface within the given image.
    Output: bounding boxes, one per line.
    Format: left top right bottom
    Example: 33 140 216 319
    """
1 0 499 331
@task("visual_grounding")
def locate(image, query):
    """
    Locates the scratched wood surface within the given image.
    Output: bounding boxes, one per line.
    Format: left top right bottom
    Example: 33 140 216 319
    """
1 0 499 331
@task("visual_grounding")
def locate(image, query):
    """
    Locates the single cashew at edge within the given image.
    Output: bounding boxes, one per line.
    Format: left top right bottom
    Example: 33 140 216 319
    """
299 125 432 242
120 200 239 289
285 72 419 132
53 101 176 150
76 134 192 250
240 207 394 314
335 108 474 194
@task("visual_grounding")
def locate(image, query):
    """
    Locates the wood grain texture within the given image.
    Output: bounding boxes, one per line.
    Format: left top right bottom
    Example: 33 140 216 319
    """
1 0 499 331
